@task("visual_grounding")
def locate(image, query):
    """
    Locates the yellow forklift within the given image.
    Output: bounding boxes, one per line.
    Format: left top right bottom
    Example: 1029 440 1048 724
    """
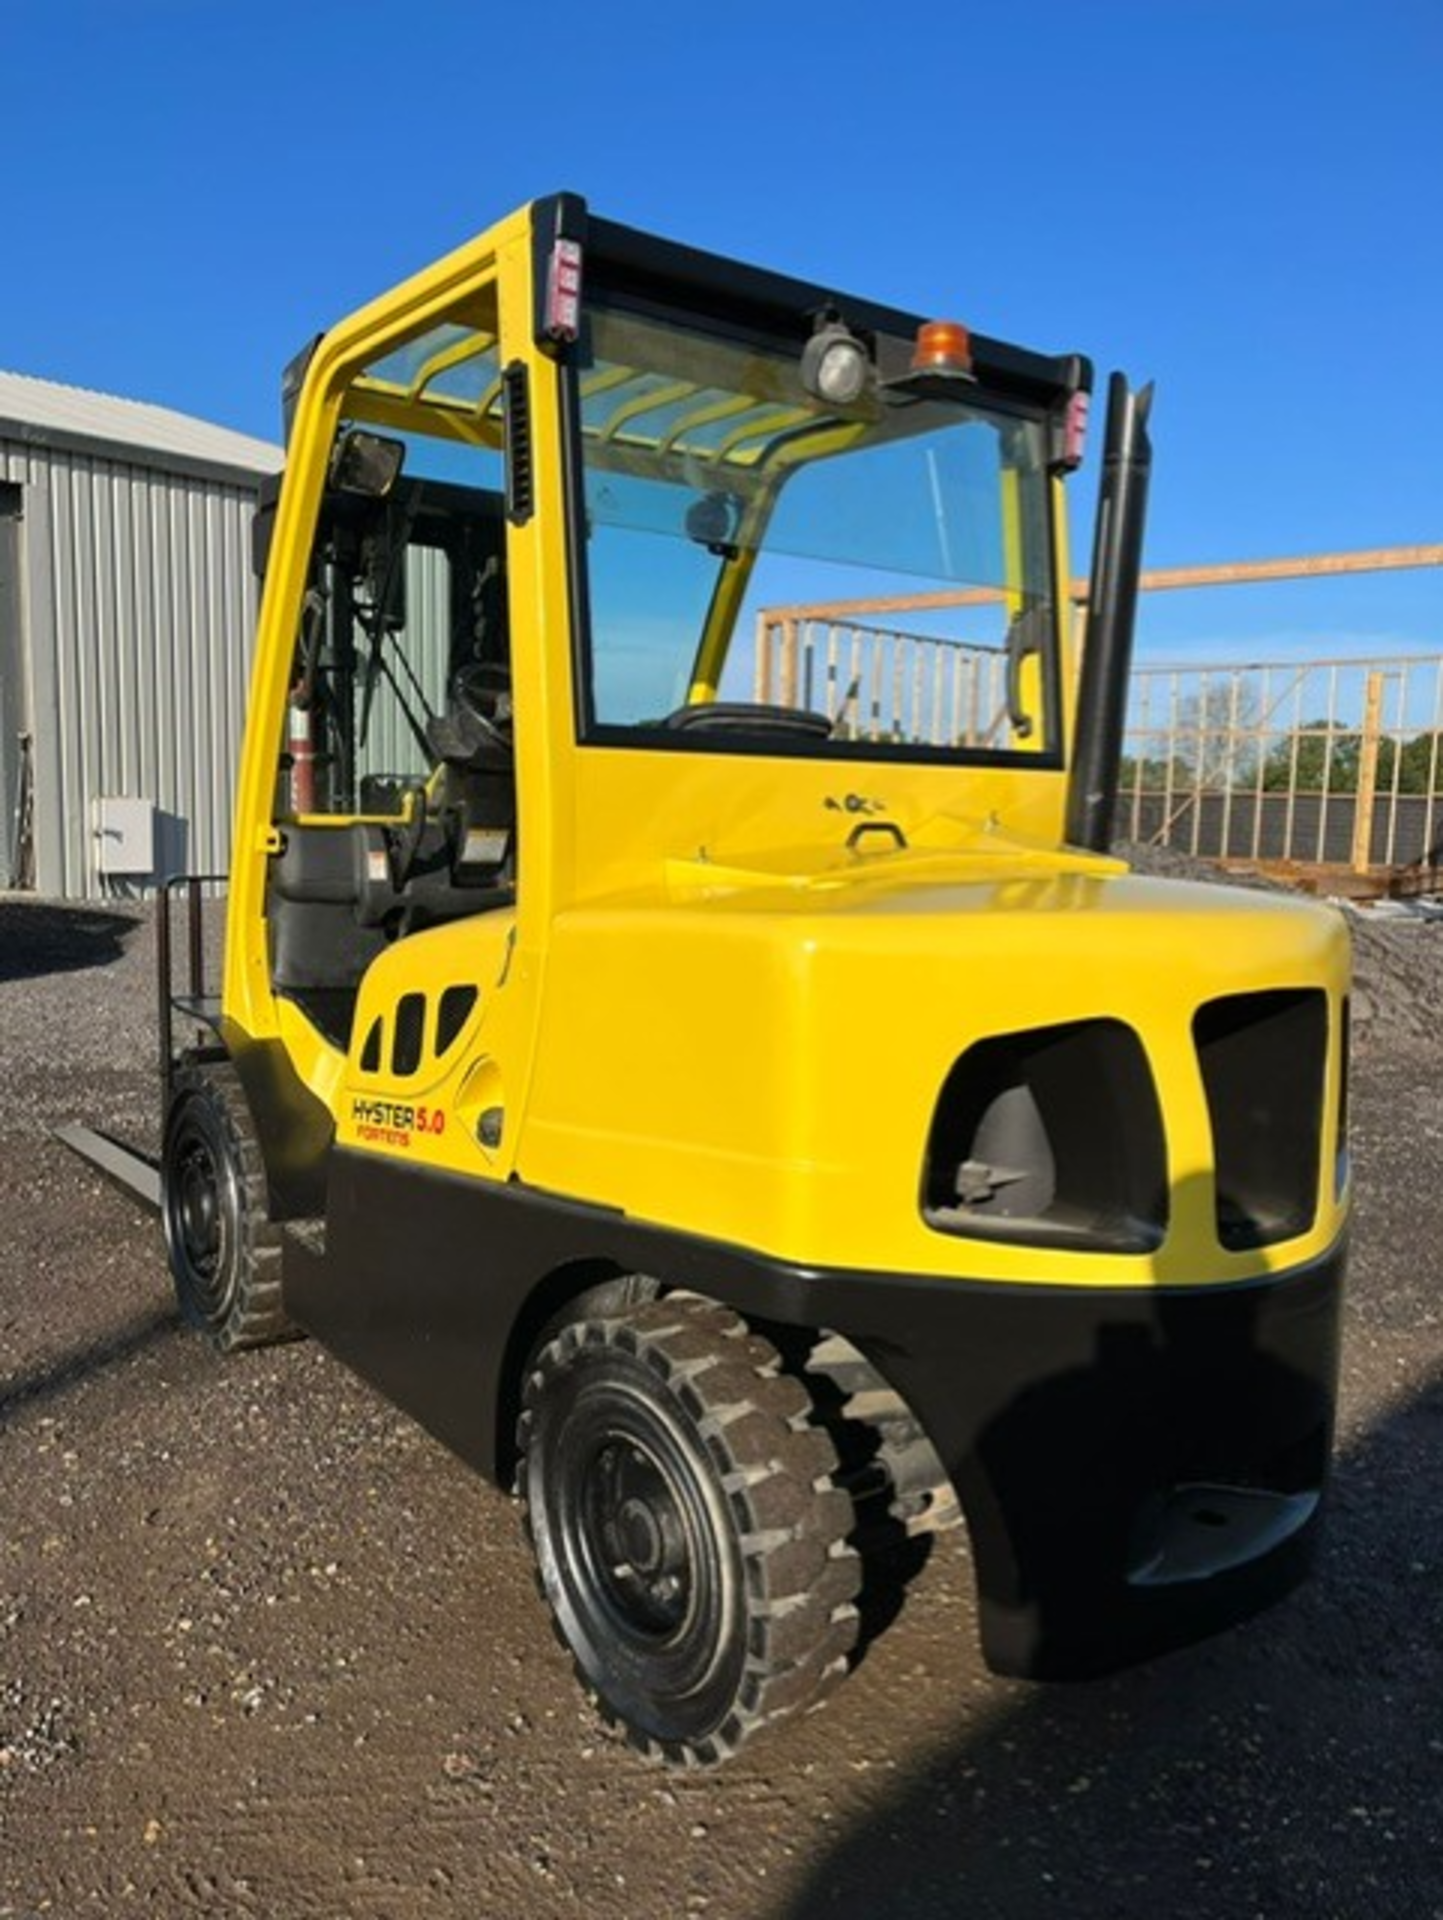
71 194 1350 1765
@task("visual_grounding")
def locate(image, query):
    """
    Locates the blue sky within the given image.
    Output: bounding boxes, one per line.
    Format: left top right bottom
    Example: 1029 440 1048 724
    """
4 0 1439 662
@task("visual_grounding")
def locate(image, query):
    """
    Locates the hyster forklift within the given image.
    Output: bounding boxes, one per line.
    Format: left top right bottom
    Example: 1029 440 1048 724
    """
73 193 1350 1766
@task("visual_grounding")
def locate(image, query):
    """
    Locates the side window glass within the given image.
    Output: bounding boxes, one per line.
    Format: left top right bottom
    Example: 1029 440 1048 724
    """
276 278 512 826
278 465 508 823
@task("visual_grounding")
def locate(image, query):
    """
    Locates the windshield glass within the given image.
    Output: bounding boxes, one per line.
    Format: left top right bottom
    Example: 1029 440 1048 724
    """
576 295 1057 758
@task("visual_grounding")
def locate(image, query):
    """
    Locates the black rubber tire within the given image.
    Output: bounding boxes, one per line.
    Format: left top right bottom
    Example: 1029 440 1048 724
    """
161 1062 295 1353
518 1294 860 1766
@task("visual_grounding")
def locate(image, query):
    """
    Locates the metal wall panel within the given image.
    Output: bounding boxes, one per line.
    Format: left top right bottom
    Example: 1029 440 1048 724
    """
0 434 265 899
0 482 25 885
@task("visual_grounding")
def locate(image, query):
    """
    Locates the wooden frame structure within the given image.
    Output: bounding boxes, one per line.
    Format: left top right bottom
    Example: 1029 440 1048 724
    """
755 547 1443 889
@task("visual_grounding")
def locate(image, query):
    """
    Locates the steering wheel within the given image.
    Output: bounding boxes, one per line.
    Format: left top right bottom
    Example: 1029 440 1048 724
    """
426 659 514 768
661 701 834 740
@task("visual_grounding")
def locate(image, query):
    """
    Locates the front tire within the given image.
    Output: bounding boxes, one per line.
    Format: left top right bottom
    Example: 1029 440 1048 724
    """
518 1295 860 1766
161 1062 294 1352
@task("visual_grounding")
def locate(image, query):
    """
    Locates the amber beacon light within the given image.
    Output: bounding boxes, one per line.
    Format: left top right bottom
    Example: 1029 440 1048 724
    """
912 319 974 375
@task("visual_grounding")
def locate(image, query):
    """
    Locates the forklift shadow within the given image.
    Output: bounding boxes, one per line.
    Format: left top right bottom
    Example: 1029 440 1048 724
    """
0 1303 178 1425
779 1364 1442 1920
0 901 143 983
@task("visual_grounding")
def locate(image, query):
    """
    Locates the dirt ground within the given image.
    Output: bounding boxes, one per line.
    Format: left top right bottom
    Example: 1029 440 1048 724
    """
1 868 1441 1920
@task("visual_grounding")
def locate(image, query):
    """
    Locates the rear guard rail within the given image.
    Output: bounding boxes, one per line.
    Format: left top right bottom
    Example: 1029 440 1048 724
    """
157 872 226 1109
56 871 225 1211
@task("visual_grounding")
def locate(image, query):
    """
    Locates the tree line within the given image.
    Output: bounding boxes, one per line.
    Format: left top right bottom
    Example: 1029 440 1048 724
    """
1121 690 1443 795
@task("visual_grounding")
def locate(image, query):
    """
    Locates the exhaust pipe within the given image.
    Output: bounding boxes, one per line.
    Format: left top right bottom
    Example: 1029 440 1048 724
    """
1065 373 1155 853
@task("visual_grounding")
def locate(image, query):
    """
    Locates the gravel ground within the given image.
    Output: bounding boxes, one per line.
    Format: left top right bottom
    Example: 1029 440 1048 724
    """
1 861 1441 1920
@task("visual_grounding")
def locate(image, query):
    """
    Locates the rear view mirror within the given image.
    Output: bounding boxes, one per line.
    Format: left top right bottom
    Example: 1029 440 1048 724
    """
329 428 405 498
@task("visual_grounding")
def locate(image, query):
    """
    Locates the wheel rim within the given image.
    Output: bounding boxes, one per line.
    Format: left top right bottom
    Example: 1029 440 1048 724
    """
581 1434 696 1638
532 1365 744 1746
163 1102 240 1326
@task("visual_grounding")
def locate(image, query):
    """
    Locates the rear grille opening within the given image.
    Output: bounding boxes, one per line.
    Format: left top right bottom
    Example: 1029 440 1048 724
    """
391 992 427 1076
1194 989 1326 1250
435 984 479 1055
922 1019 1168 1252
360 1016 383 1073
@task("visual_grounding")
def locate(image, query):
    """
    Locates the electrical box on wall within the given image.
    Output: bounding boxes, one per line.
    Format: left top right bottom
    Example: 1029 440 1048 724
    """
94 796 156 876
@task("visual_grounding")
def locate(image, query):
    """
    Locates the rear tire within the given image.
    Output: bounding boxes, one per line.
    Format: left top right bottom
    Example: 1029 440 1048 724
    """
518 1294 859 1766
161 1063 295 1352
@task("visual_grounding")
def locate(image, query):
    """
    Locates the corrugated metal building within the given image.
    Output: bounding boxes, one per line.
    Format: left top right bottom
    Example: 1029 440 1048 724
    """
0 371 280 898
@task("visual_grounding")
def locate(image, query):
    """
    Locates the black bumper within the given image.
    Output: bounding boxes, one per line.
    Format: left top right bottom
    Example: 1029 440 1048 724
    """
293 1150 1345 1684
842 1245 1345 1680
